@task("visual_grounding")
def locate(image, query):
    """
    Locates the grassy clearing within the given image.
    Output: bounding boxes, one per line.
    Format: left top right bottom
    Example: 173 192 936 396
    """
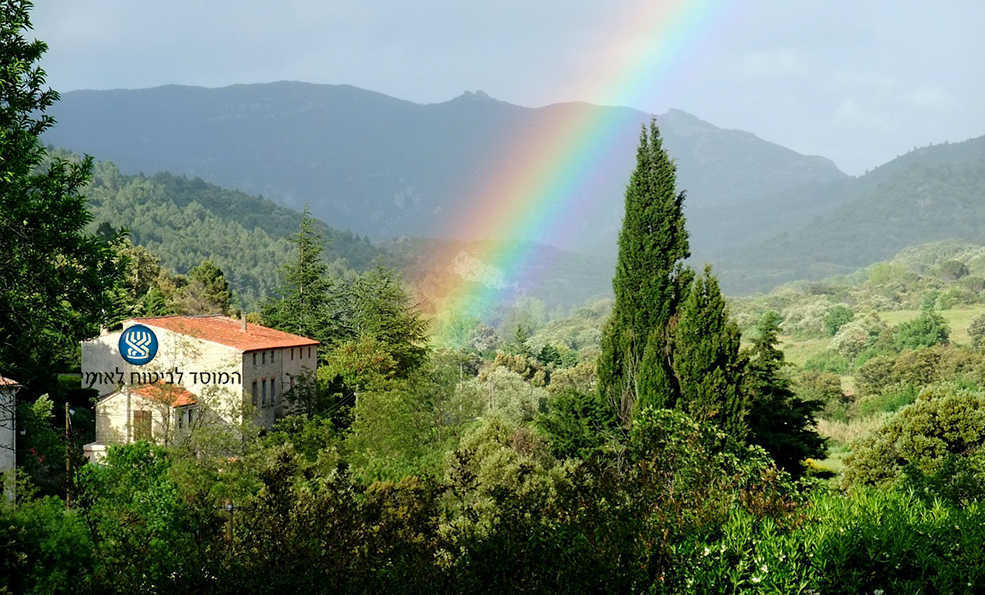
817 413 891 448
777 336 829 367
880 305 985 345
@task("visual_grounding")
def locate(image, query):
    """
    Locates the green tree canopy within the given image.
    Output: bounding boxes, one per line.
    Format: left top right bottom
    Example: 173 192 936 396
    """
262 207 337 343
598 120 691 422
744 311 826 475
0 0 120 387
670 266 746 436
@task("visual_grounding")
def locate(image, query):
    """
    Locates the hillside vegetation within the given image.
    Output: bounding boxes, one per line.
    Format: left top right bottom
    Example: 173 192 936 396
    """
72 152 385 306
722 136 985 292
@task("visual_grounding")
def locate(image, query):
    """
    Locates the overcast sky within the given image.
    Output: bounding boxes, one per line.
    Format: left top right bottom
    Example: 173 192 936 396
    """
31 0 985 175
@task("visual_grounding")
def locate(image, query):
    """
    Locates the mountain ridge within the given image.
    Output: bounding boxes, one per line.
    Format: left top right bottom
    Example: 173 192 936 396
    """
44 80 848 262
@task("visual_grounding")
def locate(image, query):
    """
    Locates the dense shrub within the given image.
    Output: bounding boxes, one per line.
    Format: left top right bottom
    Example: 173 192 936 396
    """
843 386 985 488
831 313 888 360
823 304 854 336
449 408 797 592
674 488 985 593
854 354 897 396
960 275 985 294
851 384 919 417
892 310 950 351
0 496 93 594
536 388 617 459
794 370 849 420
781 298 831 337
934 259 970 281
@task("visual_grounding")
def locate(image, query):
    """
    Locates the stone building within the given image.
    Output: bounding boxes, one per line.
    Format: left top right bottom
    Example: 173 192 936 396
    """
81 315 318 460
1 375 19 501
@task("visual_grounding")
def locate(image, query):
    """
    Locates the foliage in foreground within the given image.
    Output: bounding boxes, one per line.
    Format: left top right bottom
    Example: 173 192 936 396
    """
678 488 985 593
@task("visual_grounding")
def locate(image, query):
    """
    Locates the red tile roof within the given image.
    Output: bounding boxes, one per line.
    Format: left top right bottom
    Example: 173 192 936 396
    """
131 316 319 352
0 376 20 386
131 382 197 408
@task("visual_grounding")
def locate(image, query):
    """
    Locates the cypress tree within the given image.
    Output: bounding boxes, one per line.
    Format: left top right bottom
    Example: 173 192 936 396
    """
671 266 746 437
598 120 691 422
744 311 826 475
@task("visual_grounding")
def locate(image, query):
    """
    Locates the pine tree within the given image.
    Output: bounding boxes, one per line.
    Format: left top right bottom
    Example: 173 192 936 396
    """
671 266 746 437
262 208 333 342
744 311 826 475
179 260 232 314
598 120 691 422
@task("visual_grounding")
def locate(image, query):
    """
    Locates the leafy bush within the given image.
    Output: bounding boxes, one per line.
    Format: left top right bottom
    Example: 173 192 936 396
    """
854 355 897 396
77 442 218 592
794 370 849 420
901 450 985 505
823 304 854 336
779 297 830 338
851 384 918 417
536 389 616 459
831 313 888 360
934 259 970 281
674 488 985 593
893 310 950 351
843 386 985 488
0 496 93 594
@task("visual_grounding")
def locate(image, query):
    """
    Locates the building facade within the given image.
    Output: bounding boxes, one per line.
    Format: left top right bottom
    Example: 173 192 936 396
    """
81 315 318 459
1 376 19 501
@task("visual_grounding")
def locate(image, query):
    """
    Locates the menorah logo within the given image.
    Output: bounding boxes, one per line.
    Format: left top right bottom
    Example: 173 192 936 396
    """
118 324 159 366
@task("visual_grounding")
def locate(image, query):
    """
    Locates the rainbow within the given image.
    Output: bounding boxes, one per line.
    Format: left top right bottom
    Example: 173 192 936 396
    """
429 0 723 342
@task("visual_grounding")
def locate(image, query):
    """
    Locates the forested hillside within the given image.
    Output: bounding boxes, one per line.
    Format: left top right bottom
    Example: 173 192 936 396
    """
72 152 385 306
722 135 985 292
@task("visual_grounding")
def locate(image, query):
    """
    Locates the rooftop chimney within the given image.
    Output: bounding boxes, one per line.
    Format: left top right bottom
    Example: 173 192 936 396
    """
241 310 247 332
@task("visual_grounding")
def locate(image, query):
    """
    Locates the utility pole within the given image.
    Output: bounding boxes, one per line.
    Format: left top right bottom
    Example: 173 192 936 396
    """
64 401 71 509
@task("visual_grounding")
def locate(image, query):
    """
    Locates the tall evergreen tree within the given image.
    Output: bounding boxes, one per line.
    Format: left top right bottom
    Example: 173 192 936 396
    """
744 311 826 475
262 208 334 342
350 266 429 372
0 0 119 387
671 266 746 437
598 121 691 422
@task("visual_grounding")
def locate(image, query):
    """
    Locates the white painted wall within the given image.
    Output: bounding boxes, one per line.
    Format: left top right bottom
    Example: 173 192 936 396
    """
94 388 195 446
82 322 244 424
1 386 16 501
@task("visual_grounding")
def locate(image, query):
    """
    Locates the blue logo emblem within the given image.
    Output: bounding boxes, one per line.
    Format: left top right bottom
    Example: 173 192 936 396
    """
119 324 158 366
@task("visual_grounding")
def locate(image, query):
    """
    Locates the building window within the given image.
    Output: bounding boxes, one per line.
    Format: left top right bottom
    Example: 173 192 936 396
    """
262 351 266 365
271 378 276 403
290 348 294 361
270 349 275 362
308 346 312 359
252 381 258 407
252 352 257 366
177 411 183 430
262 379 267 406
188 408 194 425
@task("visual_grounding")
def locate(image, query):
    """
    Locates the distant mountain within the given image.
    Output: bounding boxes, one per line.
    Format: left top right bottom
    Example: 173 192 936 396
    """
73 152 386 306
721 135 985 293
44 82 847 264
